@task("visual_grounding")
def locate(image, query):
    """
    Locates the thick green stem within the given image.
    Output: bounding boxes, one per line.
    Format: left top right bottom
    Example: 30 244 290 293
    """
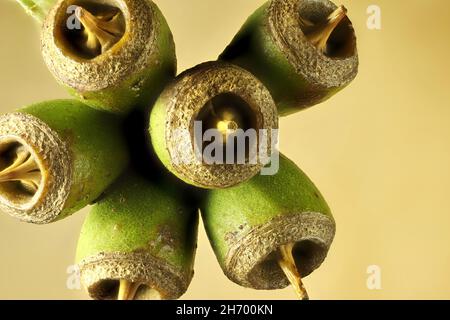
15 0 57 22
0 145 41 193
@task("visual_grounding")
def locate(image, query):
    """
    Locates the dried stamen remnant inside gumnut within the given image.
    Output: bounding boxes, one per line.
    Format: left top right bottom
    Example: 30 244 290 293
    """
117 280 142 300
278 243 309 300
301 5 348 55
195 92 259 158
63 4 126 59
0 142 41 197
117 280 162 300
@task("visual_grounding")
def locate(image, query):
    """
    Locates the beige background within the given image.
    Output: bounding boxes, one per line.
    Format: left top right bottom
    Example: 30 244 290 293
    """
0 0 449 299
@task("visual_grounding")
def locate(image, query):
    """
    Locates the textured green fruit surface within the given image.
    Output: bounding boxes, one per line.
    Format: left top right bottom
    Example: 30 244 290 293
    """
66 2 176 114
201 154 335 289
76 172 199 299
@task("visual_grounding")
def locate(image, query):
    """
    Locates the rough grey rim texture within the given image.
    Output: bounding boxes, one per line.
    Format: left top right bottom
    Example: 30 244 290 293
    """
0 113 72 224
78 251 192 300
42 0 157 92
164 62 279 189
224 212 336 290
268 0 358 89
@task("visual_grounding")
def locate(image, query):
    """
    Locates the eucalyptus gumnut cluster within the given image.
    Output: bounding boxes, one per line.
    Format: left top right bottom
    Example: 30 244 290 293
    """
1 0 358 300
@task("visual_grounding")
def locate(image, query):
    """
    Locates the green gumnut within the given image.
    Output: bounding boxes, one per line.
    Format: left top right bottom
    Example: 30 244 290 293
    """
0 99 128 224
41 0 176 114
149 61 278 189
201 154 336 290
219 0 358 116
76 172 199 300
